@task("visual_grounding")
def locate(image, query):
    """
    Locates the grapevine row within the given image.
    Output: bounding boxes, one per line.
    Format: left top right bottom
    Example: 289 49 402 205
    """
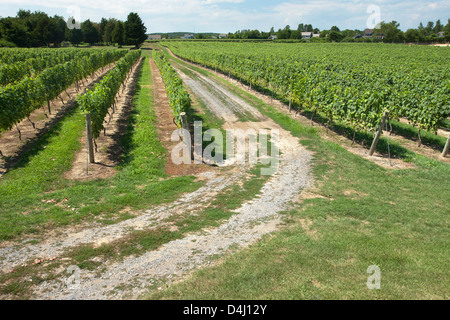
0 49 127 132
77 50 141 138
152 50 191 127
165 42 449 135
0 49 94 86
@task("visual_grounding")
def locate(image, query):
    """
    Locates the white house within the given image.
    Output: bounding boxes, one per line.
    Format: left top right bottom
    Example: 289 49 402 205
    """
301 32 313 39
219 34 228 39
147 34 162 40
181 34 194 39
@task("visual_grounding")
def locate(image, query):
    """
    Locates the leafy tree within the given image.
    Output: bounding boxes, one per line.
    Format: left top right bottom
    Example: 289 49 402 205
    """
99 18 108 43
66 27 83 46
34 15 59 46
277 25 291 39
0 17 29 47
434 19 443 33
328 30 343 42
103 19 117 44
379 21 404 42
290 30 301 39
112 21 125 46
444 19 450 41
81 19 99 45
404 29 420 42
330 26 340 32
124 12 147 48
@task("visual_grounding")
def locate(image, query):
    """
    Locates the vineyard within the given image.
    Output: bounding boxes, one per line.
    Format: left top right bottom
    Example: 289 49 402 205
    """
152 50 191 127
0 42 448 301
0 48 128 134
164 42 450 143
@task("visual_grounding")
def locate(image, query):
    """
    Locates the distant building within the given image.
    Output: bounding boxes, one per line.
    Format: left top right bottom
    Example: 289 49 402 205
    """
364 29 374 38
219 34 228 39
268 35 277 40
438 31 445 38
312 33 320 38
147 34 162 40
181 34 194 39
301 32 313 39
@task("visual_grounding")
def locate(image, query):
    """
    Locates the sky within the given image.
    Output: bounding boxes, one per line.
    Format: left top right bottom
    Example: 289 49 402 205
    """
0 0 449 33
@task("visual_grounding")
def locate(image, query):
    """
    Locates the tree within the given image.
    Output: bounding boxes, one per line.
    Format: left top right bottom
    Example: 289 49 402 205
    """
124 12 147 48
277 25 291 39
444 19 450 41
426 21 434 35
330 26 340 32
34 15 59 46
328 30 343 42
111 21 125 46
290 30 301 39
18 10 50 47
304 24 313 32
52 15 66 46
99 18 108 43
0 17 28 47
66 27 82 46
81 19 99 45
103 19 117 44
404 29 420 42
379 21 404 42
434 19 443 33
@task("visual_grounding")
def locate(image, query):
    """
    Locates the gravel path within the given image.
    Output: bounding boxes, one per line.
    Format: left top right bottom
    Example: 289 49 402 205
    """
1 56 313 300
0 170 245 273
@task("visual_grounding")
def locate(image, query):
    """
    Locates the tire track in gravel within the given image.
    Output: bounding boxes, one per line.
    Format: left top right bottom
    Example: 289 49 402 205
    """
0 170 245 273
10 56 313 300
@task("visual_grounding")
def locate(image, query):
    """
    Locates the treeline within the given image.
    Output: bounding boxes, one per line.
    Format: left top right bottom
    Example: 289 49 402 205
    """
0 10 147 48
226 19 450 43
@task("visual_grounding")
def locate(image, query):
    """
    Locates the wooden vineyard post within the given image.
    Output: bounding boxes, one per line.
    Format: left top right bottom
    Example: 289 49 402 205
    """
442 134 450 158
85 113 95 164
369 111 389 156
289 91 292 113
180 112 193 162
180 112 188 130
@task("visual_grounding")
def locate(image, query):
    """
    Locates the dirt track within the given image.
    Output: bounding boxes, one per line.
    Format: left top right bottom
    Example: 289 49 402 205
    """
0 57 313 300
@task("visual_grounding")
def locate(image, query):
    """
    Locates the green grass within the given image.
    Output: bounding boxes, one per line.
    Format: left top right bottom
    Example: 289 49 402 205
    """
0 54 202 240
143 53 450 300
64 163 271 265
0 162 272 299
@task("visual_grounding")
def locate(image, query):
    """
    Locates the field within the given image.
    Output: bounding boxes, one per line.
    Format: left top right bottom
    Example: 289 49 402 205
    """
0 43 449 300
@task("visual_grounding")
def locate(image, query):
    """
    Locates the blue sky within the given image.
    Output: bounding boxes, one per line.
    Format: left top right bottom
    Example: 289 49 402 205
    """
0 1 449 33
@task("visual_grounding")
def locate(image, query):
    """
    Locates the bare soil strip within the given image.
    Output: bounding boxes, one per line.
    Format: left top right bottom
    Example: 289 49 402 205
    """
149 58 213 177
0 63 117 177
